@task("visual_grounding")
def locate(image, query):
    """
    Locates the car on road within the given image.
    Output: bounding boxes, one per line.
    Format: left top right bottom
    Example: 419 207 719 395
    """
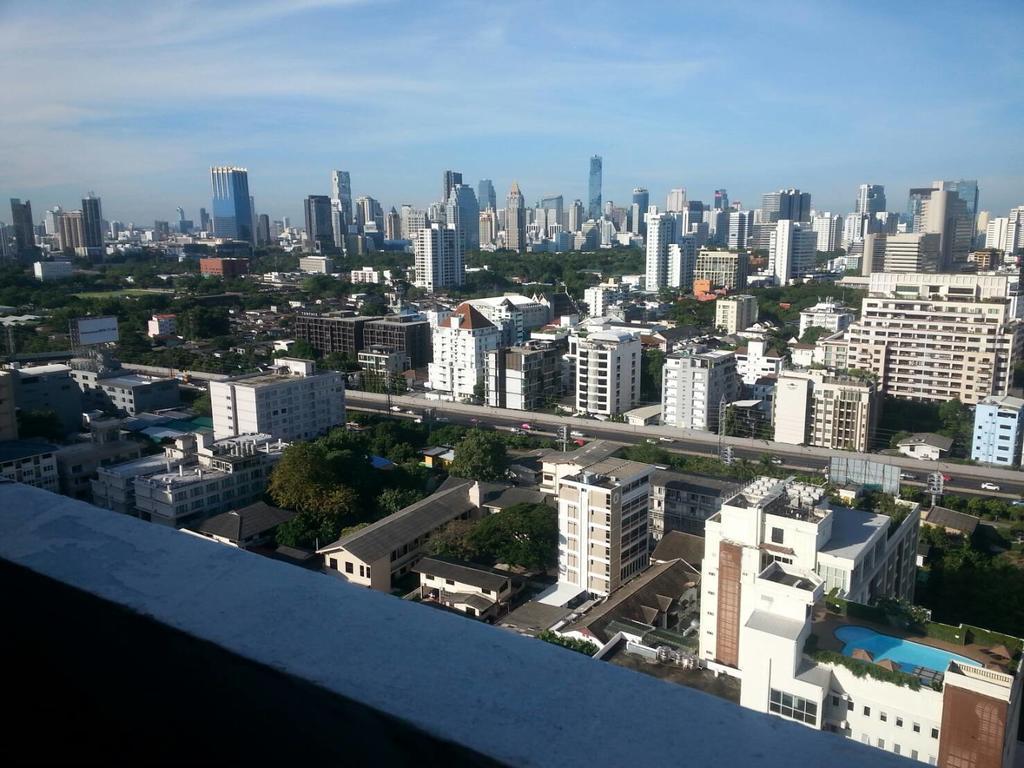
770 457 784 466
1011 499 1024 507
573 439 586 446
942 473 953 482
981 482 1001 491
570 430 585 438
390 405 402 412
435 417 449 423
900 472 916 481
645 438 657 444
658 437 674 443
520 423 533 431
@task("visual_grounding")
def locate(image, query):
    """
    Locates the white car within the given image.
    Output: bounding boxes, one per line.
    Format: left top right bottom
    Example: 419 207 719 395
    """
570 430 585 438
900 472 916 481
980 482 1001 491
658 437 674 443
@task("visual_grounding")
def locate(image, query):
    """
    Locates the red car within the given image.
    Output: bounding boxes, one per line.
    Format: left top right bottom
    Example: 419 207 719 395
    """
520 423 533 430
941 474 953 482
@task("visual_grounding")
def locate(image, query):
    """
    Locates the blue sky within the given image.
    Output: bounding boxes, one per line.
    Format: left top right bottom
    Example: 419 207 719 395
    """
1 0 1021 225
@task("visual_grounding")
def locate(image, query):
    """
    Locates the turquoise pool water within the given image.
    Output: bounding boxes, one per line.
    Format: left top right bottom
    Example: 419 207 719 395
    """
835 625 981 674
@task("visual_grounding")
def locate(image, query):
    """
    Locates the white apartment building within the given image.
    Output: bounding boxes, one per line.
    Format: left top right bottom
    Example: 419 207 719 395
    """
465 294 550 346
146 313 177 338
427 303 501 401
209 358 346 441
557 457 653 597
570 327 641 417
662 347 739 431
773 370 878 452
735 338 786 385
299 256 334 274
644 209 678 291
667 236 697 291
350 266 382 284
811 213 843 252
132 432 286 528
700 476 1020 768
0 440 59 493
584 285 621 318
846 272 1022 404
695 249 748 290
798 300 855 338
413 223 463 291
971 395 1024 467
769 220 817 286
715 294 758 334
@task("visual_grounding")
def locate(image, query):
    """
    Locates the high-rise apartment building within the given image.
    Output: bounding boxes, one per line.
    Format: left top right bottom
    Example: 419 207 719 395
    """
971 395 1024 467
694 249 748 290
587 156 603 220
478 209 496 246
442 170 463 205
355 196 384 233
881 233 941 273
209 358 345 442
568 199 585 232
9 198 36 261
715 294 759 334
761 189 811 223
846 272 1022 404
210 167 253 243
644 209 678 290
773 370 878 452
661 346 739 431
303 195 334 253
855 184 886 215
798 300 854 338
557 457 653 597
477 179 496 212
727 210 753 249
427 303 501 401
769 220 816 285
447 184 480 253
506 182 526 253
666 188 687 213
485 340 562 410
384 207 401 241
330 169 353 244
58 211 86 253
811 213 843 252
401 205 429 241
413 223 463 291
570 327 640 416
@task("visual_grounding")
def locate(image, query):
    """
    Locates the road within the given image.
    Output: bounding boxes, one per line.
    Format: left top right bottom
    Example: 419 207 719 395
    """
346 390 1024 502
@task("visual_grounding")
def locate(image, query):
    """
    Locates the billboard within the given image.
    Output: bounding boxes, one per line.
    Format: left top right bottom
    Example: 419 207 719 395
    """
71 316 120 346
829 457 900 495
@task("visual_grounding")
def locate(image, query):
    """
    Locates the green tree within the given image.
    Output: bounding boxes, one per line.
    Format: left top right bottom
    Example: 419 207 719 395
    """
640 349 665 402
537 630 598 655
178 307 229 340
469 503 557 570
427 518 481 561
268 442 363 517
378 487 425 516
191 390 212 417
278 339 318 360
448 429 508 481
275 486 361 549
16 410 64 441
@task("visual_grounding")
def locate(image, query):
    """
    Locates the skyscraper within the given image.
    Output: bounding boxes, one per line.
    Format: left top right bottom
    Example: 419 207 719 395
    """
539 195 564 236
210 167 253 243
330 170 353 242
630 188 649 236
666 188 687 212
257 214 271 246
9 199 36 261
44 206 63 236
855 184 886 215
385 207 402 241
568 199 585 233
303 195 333 252
443 170 463 205
588 156 602 220
477 179 497 212
199 207 210 232
769 221 816 285
935 179 980 241
356 196 383 233
645 209 678 290
447 184 480 253
714 189 729 211
506 182 526 253
761 189 812 223
920 188 970 268
81 194 104 253
414 223 462 291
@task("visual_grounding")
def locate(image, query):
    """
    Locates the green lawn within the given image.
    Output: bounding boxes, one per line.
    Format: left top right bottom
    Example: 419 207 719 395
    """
72 288 172 299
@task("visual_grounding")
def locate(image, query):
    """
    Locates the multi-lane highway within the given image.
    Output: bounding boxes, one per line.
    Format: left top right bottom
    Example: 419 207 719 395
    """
346 390 1024 502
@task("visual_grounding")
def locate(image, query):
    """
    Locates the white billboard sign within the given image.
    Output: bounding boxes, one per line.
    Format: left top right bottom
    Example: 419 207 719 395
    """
72 316 120 346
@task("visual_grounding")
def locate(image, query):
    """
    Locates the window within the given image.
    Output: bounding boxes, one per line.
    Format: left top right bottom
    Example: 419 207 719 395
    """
880 712 887 723
896 717 903 728
344 561 353 574
846 700 853 711
931 728 938 739
446 579 455 586
771 527 784 544
877 739 884 749
831 695 839 707
911 750 918 760
913 723 920 733
768 689 817 726
863 706 871 717
894 744 901 755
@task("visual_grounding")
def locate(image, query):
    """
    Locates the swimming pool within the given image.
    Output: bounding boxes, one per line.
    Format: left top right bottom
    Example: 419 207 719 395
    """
834 625 981 674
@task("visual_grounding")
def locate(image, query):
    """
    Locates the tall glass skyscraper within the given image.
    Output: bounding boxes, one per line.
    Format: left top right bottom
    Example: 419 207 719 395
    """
477 179 497 212
447 184 480 253
211 166 253 243
630 188 649 236
588 155 602 220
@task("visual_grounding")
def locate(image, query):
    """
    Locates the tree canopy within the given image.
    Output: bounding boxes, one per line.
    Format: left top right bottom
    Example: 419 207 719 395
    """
448 429 508 481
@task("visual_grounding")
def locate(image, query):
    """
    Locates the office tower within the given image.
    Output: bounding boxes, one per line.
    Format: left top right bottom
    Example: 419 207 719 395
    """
906 187 933 231
44 206 63 236
662 345 739 431
571 326 641 417
645 209 678 290
385 207 401 241
477 179 496 212
855 184 886 215
256 214 271 246
10 198 36 260
538 195 564 236
939 179 979 219
427 201 447 227
443 170 463 205
303 195 333 252
58 210 85 253
846 272 1019 403
811 213 843 252
506 182 526 253
199 207 210 232
761 189 811 223
356 196 383 233
447 184 480 252
727 210 753 249
556 457 652 597
881 232 941 272
588 155 602 219
176 206 186 224
769 220 816 285
81 194 103 253
568 199 585 232
478 209 496 246
714 189 729 210
920 188 969 268
666 188 686 213
413 223 462 291
210 167 253 243
401 205 429 241
630 188 649 236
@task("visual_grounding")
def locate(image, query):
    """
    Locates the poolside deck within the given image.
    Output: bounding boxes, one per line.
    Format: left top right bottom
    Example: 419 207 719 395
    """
810 605 1015 674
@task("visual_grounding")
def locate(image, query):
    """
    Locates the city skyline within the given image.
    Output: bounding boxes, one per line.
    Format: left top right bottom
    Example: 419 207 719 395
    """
1 1 1022 223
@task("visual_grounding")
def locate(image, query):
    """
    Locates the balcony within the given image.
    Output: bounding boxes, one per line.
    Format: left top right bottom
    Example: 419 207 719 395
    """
0 484 912 766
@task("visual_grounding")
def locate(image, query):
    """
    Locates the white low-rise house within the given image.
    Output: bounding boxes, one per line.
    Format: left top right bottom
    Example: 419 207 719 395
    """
209 358 345 441
427 303 501 401
971 395 1024 467
897 433 954 462
798 300 855 338
414 557 515 620
699 476 1021 767
734 338 786 385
